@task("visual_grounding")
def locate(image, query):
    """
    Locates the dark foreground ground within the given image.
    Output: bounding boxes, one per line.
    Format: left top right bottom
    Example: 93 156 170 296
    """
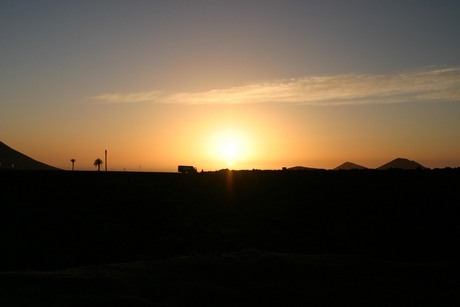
1 169 459 306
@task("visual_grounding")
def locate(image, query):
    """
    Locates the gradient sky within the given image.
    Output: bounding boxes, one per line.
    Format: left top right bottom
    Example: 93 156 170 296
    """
1 0 460 171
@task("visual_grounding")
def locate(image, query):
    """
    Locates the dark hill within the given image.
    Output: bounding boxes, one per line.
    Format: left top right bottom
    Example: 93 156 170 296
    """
377 158 426 170
0 141 60 170
334 162 367 170
288 166 324 171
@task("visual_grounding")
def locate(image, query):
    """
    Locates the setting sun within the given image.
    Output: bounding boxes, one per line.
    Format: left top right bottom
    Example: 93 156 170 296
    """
222 142 237 161
208 130 250 167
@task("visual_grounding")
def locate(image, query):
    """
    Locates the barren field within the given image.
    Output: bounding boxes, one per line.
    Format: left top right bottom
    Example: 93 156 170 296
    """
1 169 459 306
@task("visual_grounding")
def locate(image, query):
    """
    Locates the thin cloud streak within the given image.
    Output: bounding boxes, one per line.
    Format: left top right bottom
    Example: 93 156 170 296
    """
92 67 460 106
91 91 163 103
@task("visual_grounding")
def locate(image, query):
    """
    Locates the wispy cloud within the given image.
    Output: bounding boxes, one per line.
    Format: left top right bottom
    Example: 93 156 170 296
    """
91 90 163 103
91 67 460 106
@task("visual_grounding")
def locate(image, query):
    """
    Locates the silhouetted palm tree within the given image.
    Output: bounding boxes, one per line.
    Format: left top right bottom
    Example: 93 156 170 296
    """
94 158 103 171
70 159 76 171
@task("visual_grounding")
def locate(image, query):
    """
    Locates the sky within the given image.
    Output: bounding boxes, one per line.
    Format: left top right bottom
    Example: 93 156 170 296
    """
1 0 460 171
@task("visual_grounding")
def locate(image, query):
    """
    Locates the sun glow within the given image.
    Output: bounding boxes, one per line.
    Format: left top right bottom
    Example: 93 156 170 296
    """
208 130 250 167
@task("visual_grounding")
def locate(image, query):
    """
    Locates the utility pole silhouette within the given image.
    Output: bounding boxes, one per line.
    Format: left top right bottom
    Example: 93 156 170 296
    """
105 150 107 172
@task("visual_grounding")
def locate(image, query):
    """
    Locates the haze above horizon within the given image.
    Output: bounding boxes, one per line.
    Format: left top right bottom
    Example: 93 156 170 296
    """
1 1 460 171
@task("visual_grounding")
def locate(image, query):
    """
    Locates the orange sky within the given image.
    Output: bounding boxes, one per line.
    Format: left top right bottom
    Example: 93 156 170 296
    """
4 94 460 171
1 2 460 171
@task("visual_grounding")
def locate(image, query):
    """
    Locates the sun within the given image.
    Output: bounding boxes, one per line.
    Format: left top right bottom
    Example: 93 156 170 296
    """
221 141 238 161
208 130 250 167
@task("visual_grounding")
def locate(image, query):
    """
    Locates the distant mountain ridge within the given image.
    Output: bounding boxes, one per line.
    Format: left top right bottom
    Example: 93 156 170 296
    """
0 141 60 170
287 166 324 171
377 158 426 170
334 162 367 170
302 158 426 171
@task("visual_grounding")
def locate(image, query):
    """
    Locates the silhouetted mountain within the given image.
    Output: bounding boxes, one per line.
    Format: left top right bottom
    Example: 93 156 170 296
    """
377 158 426 170
334 162 367 170
287 166 324 171
0 141 60 170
